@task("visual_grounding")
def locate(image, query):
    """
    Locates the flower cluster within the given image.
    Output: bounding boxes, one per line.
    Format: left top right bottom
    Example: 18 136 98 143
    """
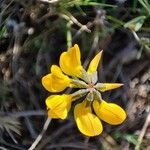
42 44 126 137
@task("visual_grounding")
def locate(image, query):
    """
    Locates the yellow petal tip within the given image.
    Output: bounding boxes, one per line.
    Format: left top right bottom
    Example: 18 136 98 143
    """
99 83 124 92
87 50 103 74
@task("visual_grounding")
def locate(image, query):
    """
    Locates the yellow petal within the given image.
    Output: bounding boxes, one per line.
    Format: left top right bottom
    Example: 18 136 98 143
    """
59 44 83 77
42 65 71 92
46 94 72 119
74 101 103 136
99 83 123 92
93 100 126 125
87 51 103 74
42 74 53 92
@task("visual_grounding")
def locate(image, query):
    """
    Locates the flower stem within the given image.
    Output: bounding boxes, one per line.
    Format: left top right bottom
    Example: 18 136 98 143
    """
28 117 51 150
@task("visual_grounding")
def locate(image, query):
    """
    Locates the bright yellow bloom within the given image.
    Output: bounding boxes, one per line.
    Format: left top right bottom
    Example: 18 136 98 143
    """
59 44 83 77
42 65 71 92
74 101 103 136
46 94 72 119
93 100 126 125
42 44 126 137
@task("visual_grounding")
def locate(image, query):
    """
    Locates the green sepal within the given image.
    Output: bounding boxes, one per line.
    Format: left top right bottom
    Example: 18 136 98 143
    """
94 83 105 91
89 71 98 84
93 89 102 101
71 79 88 88
71 89 89 101
86 92 94 102
80 69 91 83
85 100 92 107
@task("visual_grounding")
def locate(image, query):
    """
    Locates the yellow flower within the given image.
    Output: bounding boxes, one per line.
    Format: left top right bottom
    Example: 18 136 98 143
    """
74 101 103 136
42 44 126 137
59 44 83 77
93 100 126 125
46 94 72 119
42 65 71 92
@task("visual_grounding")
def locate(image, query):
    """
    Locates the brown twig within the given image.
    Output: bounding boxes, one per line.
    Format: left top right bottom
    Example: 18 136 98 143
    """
135 113 150 150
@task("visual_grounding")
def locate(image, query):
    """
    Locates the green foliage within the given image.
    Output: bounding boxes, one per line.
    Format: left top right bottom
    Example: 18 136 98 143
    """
0 26 6 39
124 16 146 31
138 0 150 15
114 131 139 146
57 0 116 9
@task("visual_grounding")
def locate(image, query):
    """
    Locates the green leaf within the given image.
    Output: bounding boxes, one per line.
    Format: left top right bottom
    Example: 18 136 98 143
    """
124 134 138 145
124 16 146 31
114 131 138 146
138 0 150 15
77 2 117 8
0 26 7 39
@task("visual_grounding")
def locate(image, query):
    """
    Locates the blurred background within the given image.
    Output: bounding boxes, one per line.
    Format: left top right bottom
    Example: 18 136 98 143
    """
0 0 150 149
